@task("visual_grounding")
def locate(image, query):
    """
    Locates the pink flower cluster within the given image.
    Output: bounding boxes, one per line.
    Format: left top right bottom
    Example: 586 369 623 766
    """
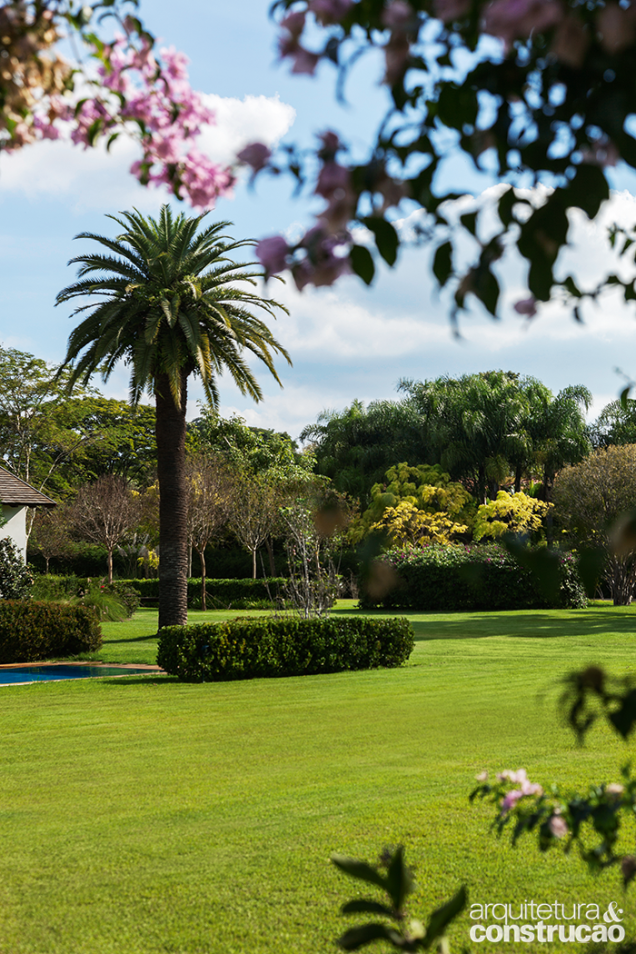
29 31 234 211
497 768 543 813
246 127 406 290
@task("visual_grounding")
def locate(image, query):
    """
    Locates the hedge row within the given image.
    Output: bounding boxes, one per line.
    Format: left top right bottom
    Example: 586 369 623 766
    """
0 601 102 664
31 576 286 609
126 577 286 609
359 544 587 611
157 616 414 682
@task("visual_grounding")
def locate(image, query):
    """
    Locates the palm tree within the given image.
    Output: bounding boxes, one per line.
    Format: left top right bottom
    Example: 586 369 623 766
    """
56 205 290 629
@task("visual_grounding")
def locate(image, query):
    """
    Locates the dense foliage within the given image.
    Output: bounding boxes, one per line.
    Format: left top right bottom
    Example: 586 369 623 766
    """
257 0 636 322
359 544 586 611
157 615 414 682
0 601 101 663
0 538 33 600
553 444 636 604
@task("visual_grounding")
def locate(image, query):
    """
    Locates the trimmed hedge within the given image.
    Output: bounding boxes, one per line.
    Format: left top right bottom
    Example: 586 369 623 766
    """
157 616 415 682
126 577 286 609
0 601 102 664
359 544 587 611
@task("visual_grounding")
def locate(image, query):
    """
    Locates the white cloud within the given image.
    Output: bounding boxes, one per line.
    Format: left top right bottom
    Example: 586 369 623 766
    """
0 93 295 212
198 93 295 166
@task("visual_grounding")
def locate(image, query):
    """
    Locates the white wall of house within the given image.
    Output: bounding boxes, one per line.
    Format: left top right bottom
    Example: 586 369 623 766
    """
0 506 27 561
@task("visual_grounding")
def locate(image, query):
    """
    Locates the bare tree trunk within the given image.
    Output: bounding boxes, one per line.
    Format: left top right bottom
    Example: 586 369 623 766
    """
107 548 113 585
265 536 276 576
200 547 207 611
252 547 257 579
156 370 188 630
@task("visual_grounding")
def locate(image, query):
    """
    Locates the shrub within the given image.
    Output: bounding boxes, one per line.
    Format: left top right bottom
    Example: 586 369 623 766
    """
126 577 286 609
157 616 414 682
0 538 33 600
30 576 140 618
359 544 587 611
0 601 102 663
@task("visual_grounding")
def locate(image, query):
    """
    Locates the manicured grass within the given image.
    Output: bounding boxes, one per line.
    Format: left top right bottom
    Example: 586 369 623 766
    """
2 604 636 952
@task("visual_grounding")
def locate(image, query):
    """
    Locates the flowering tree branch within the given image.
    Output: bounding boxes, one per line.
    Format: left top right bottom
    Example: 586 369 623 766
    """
234 0 636 317
1 1 234 210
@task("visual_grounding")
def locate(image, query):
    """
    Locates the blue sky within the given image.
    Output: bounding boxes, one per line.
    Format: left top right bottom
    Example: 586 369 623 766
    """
2 0 636 439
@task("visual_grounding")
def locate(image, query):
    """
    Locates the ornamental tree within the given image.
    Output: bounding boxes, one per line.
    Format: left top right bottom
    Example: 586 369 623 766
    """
241 0 636 320
1 1 234 211
552 444 636 604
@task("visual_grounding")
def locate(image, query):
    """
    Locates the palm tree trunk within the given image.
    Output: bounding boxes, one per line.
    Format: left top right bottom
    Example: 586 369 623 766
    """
156 370 188 629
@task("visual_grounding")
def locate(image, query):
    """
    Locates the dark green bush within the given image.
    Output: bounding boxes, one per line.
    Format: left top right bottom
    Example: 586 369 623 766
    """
359 544 587 611
0 601 102 663
157 616 414 682
126 577 286 608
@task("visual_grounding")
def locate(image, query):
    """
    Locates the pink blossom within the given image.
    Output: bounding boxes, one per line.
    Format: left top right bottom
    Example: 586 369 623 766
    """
318 130 343 159
384 32 411 84
237 142 272 172
281 10 307 37
308 0 354 24
581 139 620 168
315 162 351 198
550 15 590 68
514 297 537 317
475 771 489 782
382 1 415 29
433 0 471 21
501 789 524 813
257 236 290 276
549 814 568 838
291 47 321 75
481 0 563 47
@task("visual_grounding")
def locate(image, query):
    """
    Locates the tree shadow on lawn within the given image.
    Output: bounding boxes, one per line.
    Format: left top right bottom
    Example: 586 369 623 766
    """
409 611 636 641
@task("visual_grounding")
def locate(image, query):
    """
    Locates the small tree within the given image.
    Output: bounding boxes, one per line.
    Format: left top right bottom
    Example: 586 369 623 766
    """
0 538 33 600
553 446 636 605
228 474 281 580
29 506 72 574
71 476 143 584
279 491 351 618
186 455 233 610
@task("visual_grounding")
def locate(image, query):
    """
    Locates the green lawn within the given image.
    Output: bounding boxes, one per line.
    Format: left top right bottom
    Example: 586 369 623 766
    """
2 604 636 953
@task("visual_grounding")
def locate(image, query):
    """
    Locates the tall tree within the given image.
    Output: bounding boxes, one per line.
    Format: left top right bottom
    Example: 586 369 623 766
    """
57 206 290 628
300 399 425 505
400 372 531 503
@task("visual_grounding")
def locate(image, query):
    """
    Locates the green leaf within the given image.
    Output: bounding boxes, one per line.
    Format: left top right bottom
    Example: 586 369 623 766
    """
567 165 609 219
362 217 399 267
341 900 397 918
621 386 632 409
331 855 387 891
433 242 453 287
473 268 500 316
460 211 477 236
350 245 375 286
422 886 467 948
337 923 403 951
498 188 516 227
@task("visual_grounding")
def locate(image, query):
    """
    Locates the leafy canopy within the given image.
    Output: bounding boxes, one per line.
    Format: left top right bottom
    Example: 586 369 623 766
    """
56 205 291 409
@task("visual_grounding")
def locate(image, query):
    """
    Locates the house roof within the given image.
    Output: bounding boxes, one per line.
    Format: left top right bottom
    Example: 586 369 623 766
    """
0 466 56 508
